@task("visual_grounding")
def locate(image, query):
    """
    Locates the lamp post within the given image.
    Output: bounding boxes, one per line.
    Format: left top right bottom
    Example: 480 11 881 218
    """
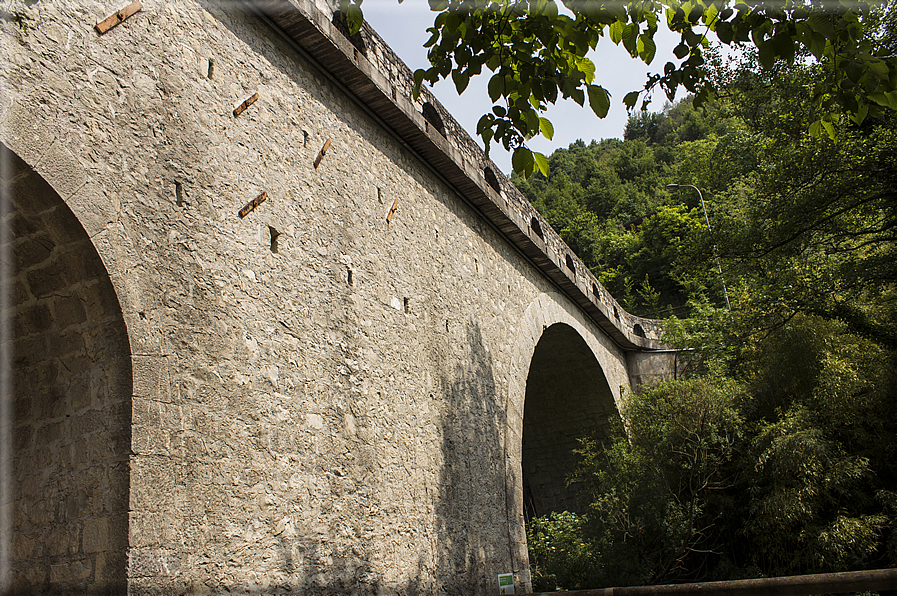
666 183 731 310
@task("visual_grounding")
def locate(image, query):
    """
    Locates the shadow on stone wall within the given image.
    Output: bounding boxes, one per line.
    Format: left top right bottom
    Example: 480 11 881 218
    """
433 322 508 596
257 321 508 596
2 143 132 595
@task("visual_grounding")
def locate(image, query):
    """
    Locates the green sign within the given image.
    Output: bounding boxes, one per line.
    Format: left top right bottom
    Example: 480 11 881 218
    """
497 573 515 594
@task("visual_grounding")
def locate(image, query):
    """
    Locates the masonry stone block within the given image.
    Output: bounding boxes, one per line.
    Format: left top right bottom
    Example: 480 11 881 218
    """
49 558 93 584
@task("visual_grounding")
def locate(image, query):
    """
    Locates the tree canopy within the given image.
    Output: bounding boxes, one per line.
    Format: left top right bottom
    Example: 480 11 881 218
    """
520 36 897 592
339 0 897 176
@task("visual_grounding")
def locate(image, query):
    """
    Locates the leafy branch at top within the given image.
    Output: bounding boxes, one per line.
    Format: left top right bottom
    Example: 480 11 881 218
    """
338 0 897 177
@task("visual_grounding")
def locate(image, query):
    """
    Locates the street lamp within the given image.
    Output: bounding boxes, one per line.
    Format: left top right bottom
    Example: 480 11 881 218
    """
666 183 731 310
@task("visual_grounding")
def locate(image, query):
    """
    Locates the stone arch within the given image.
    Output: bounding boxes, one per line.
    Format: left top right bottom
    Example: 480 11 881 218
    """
521 322 617 517
503 292 631 592
2 143 132 594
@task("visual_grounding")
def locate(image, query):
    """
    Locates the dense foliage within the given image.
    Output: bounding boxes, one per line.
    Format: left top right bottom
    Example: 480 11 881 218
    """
524 38 897 593
339 0 897 176
514 97 733 317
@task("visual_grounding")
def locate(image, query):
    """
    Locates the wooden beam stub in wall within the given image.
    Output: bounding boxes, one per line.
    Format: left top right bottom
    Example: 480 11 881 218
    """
95 1 142 34
386 198 399 224
234 92 259 117
314 139 332 169
239 191 268 218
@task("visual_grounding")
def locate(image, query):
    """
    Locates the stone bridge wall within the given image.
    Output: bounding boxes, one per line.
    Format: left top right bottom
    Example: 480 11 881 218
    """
1 1 673 594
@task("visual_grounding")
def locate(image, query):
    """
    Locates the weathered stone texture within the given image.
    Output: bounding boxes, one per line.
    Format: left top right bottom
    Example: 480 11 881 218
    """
1 1 672 594
2 145 131 595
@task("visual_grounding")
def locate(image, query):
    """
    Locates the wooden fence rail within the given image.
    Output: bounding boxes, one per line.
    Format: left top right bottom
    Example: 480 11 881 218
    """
529 568 897 596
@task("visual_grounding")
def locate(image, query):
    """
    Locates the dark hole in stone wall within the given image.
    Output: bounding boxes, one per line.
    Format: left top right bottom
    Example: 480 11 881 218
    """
269 225 280 253
565 254 575 274
484 167 500 195
331 11 367 56
633 324 646 338
422 102 446 137
530 216 543 240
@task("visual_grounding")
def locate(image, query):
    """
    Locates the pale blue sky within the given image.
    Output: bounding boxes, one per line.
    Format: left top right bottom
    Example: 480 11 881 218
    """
361 1 686 174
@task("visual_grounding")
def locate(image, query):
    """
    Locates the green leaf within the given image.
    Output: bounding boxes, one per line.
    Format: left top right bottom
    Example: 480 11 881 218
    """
512 147 535 177
346 4 363 34
868 92 890 107
623 91 640 109
476 113 493 135
578 57 596 84
587 84 611 118
524 109 540 137
412 69 427 100
808 31 826 60
609 20 624 45
770 33 795 64
868 60 889 80
638 34 657 64
539 117 554 140
808 120 822 136
423 28 440 48
702 3 719 26
716 21 733 44
673 43 689 59
622 23 639 55
821 120 835 139
757 41 775 70
452 69 470 94
807 13 835 39
533 151 549 177
488 73 505 102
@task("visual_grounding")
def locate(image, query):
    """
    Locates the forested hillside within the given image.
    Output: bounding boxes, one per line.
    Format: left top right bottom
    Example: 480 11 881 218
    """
514 84 741 318
521 44 897 592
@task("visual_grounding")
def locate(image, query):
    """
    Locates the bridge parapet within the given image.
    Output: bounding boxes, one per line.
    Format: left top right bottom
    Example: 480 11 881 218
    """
251 0 665 351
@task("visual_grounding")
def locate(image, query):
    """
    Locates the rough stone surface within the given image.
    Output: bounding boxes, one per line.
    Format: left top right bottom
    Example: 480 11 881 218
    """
2 145 131 595
1 1 674 594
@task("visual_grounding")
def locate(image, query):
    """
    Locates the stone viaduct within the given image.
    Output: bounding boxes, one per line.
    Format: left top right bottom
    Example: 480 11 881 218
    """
0 1 675 593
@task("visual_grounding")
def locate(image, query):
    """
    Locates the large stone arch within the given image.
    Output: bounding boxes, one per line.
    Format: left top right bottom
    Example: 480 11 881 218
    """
2 142 132 594
503 292 631 592
521 322 618 518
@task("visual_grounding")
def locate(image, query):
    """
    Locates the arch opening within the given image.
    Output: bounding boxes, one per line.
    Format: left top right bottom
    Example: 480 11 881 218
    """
2 143 132 594
521 323 617 519
331 11 368 56
484 166 501 194
422 102 446 137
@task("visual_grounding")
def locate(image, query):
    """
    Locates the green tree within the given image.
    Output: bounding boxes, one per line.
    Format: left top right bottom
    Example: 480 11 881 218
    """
523 49 897 586
708 54 897 346
569 375 745 586
339 0 897 176
735 313 897 576
526 511 598 591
